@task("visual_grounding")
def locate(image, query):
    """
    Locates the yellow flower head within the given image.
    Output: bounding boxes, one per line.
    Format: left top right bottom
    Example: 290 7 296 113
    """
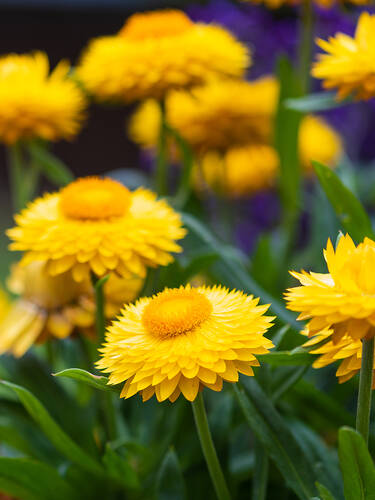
312 12 375 100
0 52 86 144
168 77 278 153
285 234 375 343
98 285 274 402
8 177 186 283
299 115 342 173
77 9 249 103
0 288 10 321
198 145 279 197
0 262 143 357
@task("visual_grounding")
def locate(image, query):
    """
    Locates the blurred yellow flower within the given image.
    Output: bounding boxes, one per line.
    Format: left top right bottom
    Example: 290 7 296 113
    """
312 12 375 100
77 9 249 102
98 285 274 402
303 332 374 387
0 288 10 321
8 177 186 283
285 234 375 344
0 52 86 144
299 115 342 173
198 145 279 197
0 262 143 357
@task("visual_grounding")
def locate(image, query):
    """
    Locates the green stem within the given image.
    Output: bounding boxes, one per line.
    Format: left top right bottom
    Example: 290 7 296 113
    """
169 126 194 209
8 143 27 212
356 337 374 445
192 392 231 500
252 440 268 500
298 0 314 94
155 99 168 196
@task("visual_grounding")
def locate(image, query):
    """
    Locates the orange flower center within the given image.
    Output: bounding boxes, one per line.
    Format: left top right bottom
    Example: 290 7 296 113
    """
142 288 212 339
60 177 130 220
119 10 194 40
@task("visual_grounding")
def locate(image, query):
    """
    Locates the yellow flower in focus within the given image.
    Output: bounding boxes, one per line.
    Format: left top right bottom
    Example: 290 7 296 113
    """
98 285 274 402
198 145 279 197
77 9 250 102
8 177 186 283
302 332 374 387
0 262 143 357
299 115 342 173
0 52 86 144
312 13 375 100
285 234 375 344
168 77 278 153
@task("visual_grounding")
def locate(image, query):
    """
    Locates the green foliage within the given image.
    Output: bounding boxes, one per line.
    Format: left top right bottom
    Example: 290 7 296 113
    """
285 92 350 112
156 449 187 500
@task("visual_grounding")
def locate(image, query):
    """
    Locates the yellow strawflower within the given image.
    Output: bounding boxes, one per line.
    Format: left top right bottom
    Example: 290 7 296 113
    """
8 177 186 283
77 9 249 103
98 285 274 402
285 234 375 344
0 288 10 320
0 52 86 144
0 262 143 357
299 115 342 173
312 12 375 100
198 145 279 197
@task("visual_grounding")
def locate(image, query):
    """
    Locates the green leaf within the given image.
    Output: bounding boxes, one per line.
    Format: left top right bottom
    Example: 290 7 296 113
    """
0 457 78 500
102 444 140 490
233 378 317 500
0 381 103 476
27 141 74 186
316 482 337 500
285 92 349 112
257 348 315 366
338 427 375 500
156 449 187 500
313 161 374 241
54 368 120 393
182 212 299 329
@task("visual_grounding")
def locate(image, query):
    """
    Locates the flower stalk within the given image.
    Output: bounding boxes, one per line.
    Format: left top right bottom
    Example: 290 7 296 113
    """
192 392 231 500
155 99 169 196
356 337 374 445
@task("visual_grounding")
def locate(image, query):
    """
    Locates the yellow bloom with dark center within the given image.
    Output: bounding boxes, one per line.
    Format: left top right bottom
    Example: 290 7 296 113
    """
8 177 186 283
285 234 375 343
198 145 279 197
299 115 342 173
98 285 274 402
77 9 249 103
312 12 375 100
0 52 86 144
0 262 143 357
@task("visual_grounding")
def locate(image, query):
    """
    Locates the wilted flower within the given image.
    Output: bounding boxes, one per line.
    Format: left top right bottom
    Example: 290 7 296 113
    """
98 285 274 402
0 52 86 144
77 9 249 102
312 12 375 100
8 177 186 282
285 234 375 343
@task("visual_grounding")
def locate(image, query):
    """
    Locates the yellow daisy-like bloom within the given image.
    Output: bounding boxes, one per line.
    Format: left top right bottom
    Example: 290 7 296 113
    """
168 77 278 153
7 177 186 283
0 262 143 357
299 115 342 173
98 285 274 402
77 9 249 103
0 52 86 145
312 12 375 100
198 145 279 197
285 234 375 344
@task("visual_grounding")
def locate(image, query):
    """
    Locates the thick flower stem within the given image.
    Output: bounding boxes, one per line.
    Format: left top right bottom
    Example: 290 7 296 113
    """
8 143 28 212
192 393 232 500
299 0 314 94
155 99 168 196
356 337 374 445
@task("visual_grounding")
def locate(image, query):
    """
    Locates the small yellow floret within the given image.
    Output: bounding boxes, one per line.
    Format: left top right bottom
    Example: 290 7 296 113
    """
60 177 130 220
143 288 212 338
312 12 375 100
119 10 193 40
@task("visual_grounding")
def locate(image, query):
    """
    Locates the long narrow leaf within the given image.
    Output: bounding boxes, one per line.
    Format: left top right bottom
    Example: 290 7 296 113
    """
54 368 120 393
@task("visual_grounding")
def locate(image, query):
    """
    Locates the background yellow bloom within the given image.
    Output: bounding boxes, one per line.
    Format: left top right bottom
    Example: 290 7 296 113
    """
0 52 86 144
